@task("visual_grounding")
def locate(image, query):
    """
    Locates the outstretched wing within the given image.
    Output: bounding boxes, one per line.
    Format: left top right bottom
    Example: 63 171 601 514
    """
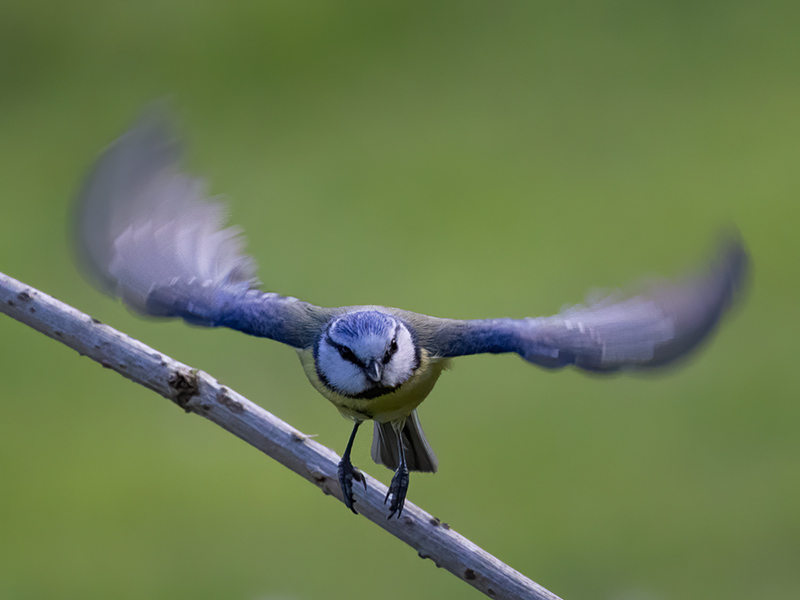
75 108 332 349
407 238 747 372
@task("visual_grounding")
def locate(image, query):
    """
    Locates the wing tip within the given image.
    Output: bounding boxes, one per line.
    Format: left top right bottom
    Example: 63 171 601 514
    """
638 231 750 370
518 231 751 373
73 102 185 296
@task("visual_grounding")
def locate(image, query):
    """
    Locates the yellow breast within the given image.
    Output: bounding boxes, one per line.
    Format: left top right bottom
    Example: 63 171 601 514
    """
297 348 449 423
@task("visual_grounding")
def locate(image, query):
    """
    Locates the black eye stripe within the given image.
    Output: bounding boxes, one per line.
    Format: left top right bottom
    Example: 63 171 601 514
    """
327 337 361 366
326 332 401 368
338 346 357 363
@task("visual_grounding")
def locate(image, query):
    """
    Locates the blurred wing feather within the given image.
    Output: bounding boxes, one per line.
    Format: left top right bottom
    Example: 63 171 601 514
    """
76 108 329 348
410 238 747 372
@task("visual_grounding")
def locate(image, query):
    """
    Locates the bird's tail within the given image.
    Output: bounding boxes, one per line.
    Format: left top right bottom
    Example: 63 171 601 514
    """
371 410 438 473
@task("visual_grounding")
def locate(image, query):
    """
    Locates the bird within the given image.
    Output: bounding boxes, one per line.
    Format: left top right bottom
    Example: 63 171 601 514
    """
75 109 748 519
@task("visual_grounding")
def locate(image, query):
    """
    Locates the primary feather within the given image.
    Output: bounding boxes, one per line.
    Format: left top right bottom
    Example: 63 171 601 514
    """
77 108 257 302
407 237 747 371
76 108 331 348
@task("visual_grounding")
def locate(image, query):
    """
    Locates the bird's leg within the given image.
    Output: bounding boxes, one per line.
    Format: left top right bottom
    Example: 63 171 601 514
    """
384 432 410 519
337 421 366 514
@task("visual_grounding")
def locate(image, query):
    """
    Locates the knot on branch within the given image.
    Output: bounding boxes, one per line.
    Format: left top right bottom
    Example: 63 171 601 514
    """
168 369 199 412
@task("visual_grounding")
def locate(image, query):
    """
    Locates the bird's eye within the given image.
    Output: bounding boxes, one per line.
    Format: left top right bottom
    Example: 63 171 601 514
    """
338 346 357 363
383 337 398 364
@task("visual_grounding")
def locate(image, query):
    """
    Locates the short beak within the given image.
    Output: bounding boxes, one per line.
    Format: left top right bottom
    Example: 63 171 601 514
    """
364 360 383 383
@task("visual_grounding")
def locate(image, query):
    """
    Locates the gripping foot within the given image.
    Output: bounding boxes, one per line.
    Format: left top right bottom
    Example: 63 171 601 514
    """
384 465 409 519
338 457 366 514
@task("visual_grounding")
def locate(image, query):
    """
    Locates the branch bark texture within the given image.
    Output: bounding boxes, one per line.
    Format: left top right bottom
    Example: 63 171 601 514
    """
0 271 562 600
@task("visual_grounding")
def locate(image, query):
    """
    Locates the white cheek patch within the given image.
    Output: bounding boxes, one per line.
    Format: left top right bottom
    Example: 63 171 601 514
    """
317 342 370 395
382 325 417 387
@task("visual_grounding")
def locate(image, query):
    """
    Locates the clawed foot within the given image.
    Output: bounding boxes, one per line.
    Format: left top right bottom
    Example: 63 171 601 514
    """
384 466 409 519
337 457 366 514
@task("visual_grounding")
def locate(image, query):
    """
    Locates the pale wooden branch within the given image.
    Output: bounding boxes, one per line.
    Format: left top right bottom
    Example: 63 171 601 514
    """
0 270 563 600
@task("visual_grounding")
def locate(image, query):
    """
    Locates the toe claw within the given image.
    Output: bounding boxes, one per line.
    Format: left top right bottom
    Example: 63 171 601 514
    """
353 469 367 491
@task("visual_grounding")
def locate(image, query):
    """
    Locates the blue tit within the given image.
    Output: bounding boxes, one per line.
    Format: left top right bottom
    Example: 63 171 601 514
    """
75 110 748 518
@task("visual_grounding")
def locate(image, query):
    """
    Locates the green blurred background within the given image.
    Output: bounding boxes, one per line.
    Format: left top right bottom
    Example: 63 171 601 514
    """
1 2 797 599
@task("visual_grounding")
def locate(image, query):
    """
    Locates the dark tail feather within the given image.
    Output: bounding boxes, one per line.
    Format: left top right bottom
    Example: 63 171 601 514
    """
371 410 438 473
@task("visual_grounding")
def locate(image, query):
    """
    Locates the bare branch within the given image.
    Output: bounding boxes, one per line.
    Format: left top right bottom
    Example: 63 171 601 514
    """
0 271 563 600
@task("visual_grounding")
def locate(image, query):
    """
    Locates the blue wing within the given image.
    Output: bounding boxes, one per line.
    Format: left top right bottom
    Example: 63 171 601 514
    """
76 107 331 349
410 238 748 372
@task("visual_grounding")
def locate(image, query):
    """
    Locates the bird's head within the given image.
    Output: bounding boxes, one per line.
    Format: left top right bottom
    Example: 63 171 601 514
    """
315 310 419 398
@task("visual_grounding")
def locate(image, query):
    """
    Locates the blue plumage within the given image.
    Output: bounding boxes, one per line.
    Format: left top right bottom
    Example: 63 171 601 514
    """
329 310 396 340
